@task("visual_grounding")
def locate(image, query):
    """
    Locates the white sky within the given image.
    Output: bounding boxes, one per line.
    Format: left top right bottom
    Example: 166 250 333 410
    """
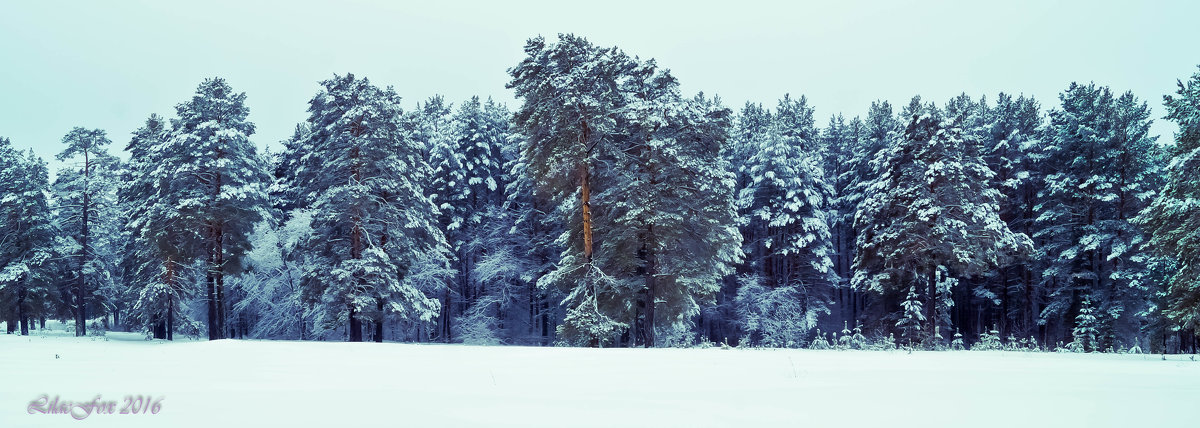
2 0 1197 174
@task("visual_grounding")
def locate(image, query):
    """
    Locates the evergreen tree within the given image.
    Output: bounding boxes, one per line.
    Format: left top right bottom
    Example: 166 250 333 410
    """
1038 83 1162 347
897 285 925 347
454 98 555 345
820 114 863 325
121 115 196 340
706 102 773 344
1138 66 1200 336
1071 296 1099 352
735 94 836 343
54 127 122 336
288 73 447 342
855 97 1032 345
412 95 460 340
425 95 513 342
0 141 56 335
495 127 565 345
607 83 742 347
165 78 271 340
980 93 1044 337
508 34 639 346
843 101 901 326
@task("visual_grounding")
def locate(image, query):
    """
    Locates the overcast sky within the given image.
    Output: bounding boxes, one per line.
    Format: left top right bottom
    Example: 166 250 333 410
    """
2 0 1197 174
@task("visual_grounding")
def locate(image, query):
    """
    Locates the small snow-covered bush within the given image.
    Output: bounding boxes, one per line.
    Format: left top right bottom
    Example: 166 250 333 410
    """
809 329 831 350
734 275 822 348
951 330 966 351
866 333 897 351
456 295 504 346
656 324 699 348
975 329 1003 351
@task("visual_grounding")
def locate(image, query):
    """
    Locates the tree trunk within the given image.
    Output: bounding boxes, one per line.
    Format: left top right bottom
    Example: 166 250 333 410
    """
644 248 657 348
215 224 226 340
580 163 594 265
348 217 364 345
441 286 452 342
579 116 595 266
927 266 937 346
153 316 165 339
643 230 662 347
374 299 384 343
76 149 91 337
347 142 365 343
18 276 29 335
349 306 363 342
206 252 217 340
166 294 173 342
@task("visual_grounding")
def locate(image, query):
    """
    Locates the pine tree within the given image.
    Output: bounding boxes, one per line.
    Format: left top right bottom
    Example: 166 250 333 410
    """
855 97 1032 344
121 114 196 340
425 96 513 342
0 141 56 336
843 101 901 325
735 95 835 343
607 83 742 347
496 127 564 345
54 127 122 336
1038 83 1162 347
288 73 447 342
980 93 1044 337
820 114 863 325
508 34 639 346
1138 66 1200 335
1071 297 1099 352
708 102 773 344
165 78 271 340
897 285 925 347
413 95 461 341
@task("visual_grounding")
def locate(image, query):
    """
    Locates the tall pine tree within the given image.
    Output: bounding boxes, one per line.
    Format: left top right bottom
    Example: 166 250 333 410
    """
54 127 122 336
1139 66 1200 338
288 73 447 342
165 78 271 340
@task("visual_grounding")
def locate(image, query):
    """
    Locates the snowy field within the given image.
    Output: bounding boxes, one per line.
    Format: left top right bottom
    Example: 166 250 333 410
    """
2 327 1198 428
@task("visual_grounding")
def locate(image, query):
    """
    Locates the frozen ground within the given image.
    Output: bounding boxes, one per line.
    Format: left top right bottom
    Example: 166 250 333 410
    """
1 325 1198 428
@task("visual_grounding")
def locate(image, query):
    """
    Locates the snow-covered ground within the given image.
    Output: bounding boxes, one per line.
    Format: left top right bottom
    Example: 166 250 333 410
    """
2 326 1197 428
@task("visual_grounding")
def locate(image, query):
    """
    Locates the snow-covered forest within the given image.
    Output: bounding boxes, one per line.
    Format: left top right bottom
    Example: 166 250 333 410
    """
3 34 1200 354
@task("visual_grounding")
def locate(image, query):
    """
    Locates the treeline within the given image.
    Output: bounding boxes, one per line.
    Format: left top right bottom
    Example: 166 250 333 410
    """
2 34 1199 352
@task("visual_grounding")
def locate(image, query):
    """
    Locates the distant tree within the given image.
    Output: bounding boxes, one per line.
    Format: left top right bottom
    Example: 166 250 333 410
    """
820 114 864 325
493 128 565 345
228 210 310 339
